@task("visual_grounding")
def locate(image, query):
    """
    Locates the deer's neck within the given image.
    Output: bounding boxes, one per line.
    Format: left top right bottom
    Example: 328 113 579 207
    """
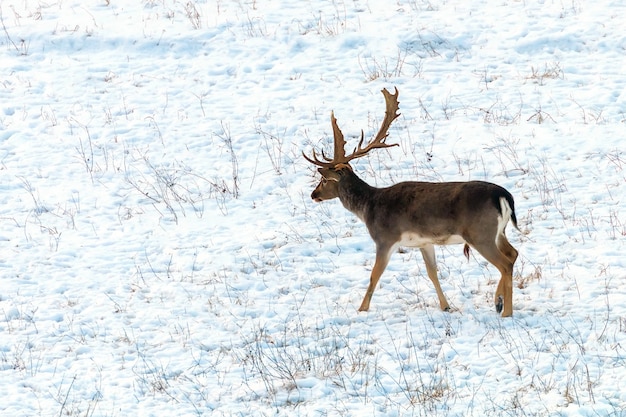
337 171 377 220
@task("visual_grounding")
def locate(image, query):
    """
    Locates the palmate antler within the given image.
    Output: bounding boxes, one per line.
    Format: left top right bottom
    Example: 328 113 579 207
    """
303 87 401 168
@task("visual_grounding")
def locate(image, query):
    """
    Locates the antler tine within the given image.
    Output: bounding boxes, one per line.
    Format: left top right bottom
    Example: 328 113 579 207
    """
373 87 401 143
302 148 333 168
344 87 400 163
302 111 349 167
330 111 347 163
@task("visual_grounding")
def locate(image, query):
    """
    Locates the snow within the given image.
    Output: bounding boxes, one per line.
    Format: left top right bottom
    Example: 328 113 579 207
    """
1 0 626 415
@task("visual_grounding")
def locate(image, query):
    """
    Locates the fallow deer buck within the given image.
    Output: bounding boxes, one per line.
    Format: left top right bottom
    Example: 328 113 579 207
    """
304 87 520 317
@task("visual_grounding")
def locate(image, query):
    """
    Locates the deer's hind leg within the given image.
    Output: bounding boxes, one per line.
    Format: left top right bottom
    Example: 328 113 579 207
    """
493 234 518 315
469 232 517 317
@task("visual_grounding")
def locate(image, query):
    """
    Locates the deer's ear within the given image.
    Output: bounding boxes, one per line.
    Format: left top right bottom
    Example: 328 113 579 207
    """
333 163 353 176
319 167 341 181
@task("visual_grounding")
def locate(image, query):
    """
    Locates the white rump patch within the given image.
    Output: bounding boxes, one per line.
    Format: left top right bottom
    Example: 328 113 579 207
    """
496 196 513 240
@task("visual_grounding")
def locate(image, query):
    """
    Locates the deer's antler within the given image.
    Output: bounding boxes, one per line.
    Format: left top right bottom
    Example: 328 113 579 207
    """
344 87 400 163
303 87 401 168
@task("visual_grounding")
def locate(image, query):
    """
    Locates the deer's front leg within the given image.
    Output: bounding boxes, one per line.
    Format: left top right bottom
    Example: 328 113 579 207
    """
358 247 392 312
420 245 450 312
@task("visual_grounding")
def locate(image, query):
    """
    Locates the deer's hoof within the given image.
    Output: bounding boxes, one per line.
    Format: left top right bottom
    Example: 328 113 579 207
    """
495 295 504 314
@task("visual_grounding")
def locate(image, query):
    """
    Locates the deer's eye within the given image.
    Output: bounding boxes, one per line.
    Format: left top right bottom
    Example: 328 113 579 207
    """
321 178 328 185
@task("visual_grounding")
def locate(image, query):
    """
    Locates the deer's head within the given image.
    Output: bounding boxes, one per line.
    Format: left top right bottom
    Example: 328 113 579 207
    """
304 88 401 203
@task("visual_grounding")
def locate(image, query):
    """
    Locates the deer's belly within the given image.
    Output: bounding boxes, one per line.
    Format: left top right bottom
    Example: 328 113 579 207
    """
398 232 465 247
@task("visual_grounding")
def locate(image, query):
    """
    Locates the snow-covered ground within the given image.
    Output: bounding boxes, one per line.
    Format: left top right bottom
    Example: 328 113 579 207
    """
1 0 625 415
